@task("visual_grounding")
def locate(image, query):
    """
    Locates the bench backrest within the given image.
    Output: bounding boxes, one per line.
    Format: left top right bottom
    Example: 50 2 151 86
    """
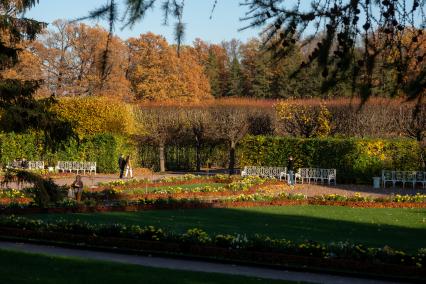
57 161 96 172
382 170 426 182
243 166 286 177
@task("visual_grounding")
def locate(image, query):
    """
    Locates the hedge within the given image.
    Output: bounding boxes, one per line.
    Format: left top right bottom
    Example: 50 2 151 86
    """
139 136 423 183
238 136 424 183
0 132 136 173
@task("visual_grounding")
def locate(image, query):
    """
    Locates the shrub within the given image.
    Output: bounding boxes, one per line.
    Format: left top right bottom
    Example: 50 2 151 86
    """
0 132 136 173
52 97 137 139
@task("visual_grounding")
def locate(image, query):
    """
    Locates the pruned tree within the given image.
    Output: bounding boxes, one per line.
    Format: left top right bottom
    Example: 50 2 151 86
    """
397 103 426 142
210 105 250 174
136 106 184 172
183 107 213 172
275 100 331 137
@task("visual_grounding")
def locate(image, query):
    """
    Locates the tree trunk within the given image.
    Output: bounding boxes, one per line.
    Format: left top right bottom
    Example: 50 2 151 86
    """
228 141 236 175
195 137 201 172
159 142 165 172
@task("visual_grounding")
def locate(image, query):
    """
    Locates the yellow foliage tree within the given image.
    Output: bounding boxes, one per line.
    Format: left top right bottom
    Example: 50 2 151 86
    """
275 101 331 138
52 97 136 139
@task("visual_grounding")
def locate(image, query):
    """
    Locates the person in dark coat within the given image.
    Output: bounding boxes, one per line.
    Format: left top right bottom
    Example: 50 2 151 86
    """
287 155 295 187
118 154 126 179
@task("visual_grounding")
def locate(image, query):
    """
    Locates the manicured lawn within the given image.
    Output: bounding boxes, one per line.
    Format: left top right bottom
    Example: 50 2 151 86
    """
30 206 426 252
0 249 298 284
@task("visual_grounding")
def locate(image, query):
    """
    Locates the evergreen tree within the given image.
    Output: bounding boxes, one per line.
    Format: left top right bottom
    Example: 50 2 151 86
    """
0 0 73 148
227 57 243 97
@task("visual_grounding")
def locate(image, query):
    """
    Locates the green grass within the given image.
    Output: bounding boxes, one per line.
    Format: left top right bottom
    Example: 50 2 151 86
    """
29 206 426 252
0 249 299 284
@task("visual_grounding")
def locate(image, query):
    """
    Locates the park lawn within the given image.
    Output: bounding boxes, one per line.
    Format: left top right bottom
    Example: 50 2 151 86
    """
0 249 298 284
29 206 426 252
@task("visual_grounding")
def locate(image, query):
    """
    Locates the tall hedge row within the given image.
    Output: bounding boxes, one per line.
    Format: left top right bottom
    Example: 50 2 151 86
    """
139 136 423 183
239 136 423 183
0 133 136 173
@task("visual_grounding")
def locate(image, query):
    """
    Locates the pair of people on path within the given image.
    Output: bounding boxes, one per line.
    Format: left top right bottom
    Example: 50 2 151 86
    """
118 154 133 179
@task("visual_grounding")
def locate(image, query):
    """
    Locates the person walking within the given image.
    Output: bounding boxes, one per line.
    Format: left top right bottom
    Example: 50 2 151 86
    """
287 155 295 188
118 154 126 179
125 155 133 178
70 175 84 201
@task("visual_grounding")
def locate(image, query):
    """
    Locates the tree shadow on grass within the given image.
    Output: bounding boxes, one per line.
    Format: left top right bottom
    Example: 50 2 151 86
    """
31 206 426 253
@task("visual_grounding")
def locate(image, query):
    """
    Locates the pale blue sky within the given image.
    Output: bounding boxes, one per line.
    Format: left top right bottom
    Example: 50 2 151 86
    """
26 0 262 44
25 1 424 45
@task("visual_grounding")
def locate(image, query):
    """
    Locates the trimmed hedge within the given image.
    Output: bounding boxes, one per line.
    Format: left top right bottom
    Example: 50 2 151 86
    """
0 133 136 173
239 136 424 183
138 136 423 183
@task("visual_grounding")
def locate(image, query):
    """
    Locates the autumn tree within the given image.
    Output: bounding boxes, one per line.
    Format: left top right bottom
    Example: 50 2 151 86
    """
33 20 130 98
127 33 211 102
275 101 331 138
51 97 136 139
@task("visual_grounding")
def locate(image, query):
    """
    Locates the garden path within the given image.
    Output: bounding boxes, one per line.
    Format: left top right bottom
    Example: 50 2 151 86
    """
0 241 405 284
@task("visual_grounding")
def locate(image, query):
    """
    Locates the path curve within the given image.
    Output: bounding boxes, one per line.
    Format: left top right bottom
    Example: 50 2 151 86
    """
0 241 404 284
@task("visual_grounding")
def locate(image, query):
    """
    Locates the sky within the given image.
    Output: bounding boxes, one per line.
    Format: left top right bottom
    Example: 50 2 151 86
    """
25 0 263 44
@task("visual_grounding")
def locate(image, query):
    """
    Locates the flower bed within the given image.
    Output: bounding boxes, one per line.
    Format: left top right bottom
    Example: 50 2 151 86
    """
0 215 424 280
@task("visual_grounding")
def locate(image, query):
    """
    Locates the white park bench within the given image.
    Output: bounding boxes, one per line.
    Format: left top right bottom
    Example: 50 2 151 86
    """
241 166 287 179
28 161 45 170
382 170 426 188
6 160 44 170
56 161 97 174
296 168 337 185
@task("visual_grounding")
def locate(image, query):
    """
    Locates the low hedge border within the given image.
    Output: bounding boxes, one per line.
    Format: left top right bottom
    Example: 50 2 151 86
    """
0 216 424 282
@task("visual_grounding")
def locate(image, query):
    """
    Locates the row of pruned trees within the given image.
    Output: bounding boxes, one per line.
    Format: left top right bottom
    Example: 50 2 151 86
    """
136 105 255 173
134 100 425 173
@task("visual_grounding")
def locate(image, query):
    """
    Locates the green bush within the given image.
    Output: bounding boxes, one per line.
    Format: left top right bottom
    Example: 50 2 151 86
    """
0 132 136 173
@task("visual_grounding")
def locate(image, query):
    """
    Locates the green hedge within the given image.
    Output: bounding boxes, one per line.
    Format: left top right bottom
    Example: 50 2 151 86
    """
0 133 136 173
238 136 424 183
138 136 423 183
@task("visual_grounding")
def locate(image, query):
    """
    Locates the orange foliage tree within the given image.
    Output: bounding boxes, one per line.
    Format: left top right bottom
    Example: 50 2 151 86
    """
32 20 130 98
127 33 211 102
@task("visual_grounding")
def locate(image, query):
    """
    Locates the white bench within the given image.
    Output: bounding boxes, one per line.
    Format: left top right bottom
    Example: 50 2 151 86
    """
382 170 426 188
296 168 336 185
28 161 45 170
241 166 287 179
56 161 97 174
6 160 44 170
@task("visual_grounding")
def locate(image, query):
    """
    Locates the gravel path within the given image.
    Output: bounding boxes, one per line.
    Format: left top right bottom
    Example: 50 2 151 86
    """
2 171 425 197
0 241 405 284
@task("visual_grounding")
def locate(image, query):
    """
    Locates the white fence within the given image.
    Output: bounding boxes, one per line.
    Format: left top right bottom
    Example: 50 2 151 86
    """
382 170 426 188
56 161 97 174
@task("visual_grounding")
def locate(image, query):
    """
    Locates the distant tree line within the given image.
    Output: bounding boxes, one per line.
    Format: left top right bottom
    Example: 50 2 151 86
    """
7 20 425 101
